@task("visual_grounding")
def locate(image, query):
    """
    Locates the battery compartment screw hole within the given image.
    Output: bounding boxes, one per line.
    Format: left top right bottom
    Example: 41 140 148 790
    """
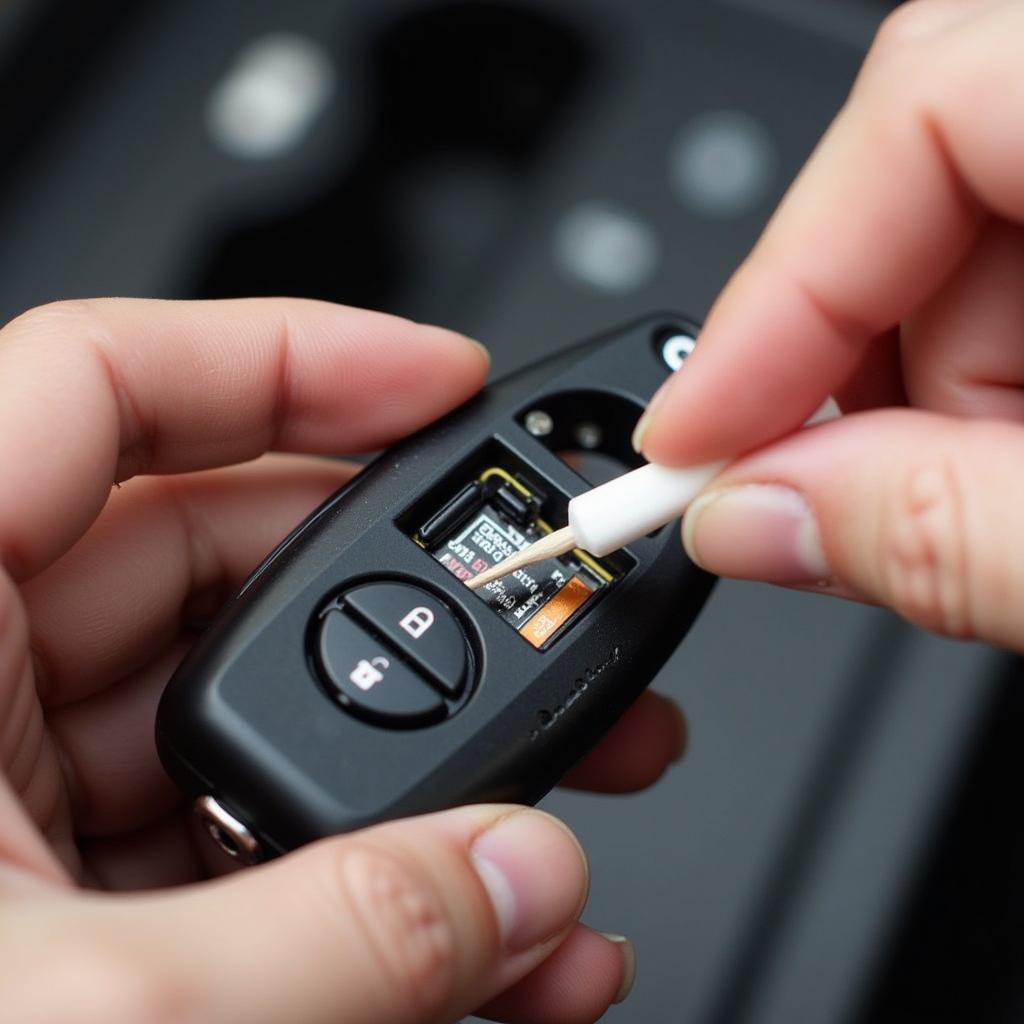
519 390 646 488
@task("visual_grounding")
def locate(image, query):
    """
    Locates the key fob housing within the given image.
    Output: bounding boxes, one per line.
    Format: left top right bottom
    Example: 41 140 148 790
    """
157 314 713 860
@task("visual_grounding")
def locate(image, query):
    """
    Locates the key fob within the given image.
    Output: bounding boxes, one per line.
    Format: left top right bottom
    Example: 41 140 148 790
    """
156 313 714 862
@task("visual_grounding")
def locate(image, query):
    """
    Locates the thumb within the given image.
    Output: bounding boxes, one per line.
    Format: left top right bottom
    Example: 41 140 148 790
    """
2 806 593 1024
680 409 1024 651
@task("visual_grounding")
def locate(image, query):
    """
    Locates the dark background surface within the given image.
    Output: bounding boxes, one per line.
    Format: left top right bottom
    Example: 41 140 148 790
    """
1 1 1022 1020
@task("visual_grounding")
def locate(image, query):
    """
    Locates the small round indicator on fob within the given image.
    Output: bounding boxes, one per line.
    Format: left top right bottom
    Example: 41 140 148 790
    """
660 332 696 371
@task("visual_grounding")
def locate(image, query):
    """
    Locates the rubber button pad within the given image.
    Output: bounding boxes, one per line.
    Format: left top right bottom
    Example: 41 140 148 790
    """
317 611 445 725
343 583 467 697
314 583 470 727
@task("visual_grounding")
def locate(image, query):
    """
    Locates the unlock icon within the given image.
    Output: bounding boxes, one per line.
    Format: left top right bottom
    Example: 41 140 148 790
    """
349 656 389 692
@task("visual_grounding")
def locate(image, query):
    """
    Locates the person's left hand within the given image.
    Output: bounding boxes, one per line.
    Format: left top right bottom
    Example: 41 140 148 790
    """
0 298 686 1023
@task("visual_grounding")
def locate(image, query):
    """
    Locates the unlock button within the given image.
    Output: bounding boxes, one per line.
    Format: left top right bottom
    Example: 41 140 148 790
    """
344 583 468 697
317 611 445 725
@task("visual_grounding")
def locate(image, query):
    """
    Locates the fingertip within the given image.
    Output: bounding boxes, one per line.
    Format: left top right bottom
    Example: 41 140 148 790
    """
281 312 490 452
466 336 492 372
682 483 830 584
417 322 490 372
394 321 490 400
476 925 634 1024
469 809 589 952
631 379 670 455
633 368 682 460
634 362 735 466
448 330 491 392
599 933 638 1004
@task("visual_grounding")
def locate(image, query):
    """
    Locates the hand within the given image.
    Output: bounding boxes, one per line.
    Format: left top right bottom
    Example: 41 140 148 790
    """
0 298 686 1023
635 0 1024 652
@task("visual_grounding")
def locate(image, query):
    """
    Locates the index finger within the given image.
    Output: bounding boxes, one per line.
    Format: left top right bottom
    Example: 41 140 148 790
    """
640 1 1024 465
0 298 488 580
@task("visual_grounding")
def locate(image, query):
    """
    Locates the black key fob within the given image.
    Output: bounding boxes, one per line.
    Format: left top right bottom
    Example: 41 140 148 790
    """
156 314 714 862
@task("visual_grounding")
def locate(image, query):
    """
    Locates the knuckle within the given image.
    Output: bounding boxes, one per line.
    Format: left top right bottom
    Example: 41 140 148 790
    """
2 299 105 343
0 301 115 394
880 455 974 637
872 1 941 55
325 842 458 1017
858 3 940 95
3 300 149 479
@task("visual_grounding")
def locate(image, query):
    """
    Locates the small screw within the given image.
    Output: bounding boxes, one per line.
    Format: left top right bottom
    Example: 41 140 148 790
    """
524 410 554 437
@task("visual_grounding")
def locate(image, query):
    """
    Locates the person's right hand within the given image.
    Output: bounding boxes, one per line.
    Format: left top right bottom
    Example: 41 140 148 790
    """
635 0 1024 653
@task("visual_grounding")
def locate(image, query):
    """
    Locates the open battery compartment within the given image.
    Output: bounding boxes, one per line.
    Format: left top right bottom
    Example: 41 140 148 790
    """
398 439 633 650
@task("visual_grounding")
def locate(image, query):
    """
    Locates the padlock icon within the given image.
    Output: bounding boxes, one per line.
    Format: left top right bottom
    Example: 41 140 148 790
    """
400 607 435 640
349 656 388 691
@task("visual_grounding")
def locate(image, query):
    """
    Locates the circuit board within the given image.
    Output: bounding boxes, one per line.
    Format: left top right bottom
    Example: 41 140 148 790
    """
415 467 614 649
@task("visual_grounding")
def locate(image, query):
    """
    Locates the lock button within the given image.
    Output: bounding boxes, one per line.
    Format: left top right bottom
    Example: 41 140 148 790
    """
343 583 468 697
316 610 445 726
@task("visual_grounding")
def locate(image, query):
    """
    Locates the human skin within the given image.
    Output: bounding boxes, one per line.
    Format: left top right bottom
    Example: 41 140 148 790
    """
636 0 1024 652
0 297 689 1023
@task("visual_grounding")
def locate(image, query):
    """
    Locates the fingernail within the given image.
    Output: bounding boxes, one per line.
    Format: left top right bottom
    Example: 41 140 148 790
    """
631 379 673 453
668 701 688 764
600 933 637 1003
471 811 589 952
630 410 653 454
683 484 830 583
